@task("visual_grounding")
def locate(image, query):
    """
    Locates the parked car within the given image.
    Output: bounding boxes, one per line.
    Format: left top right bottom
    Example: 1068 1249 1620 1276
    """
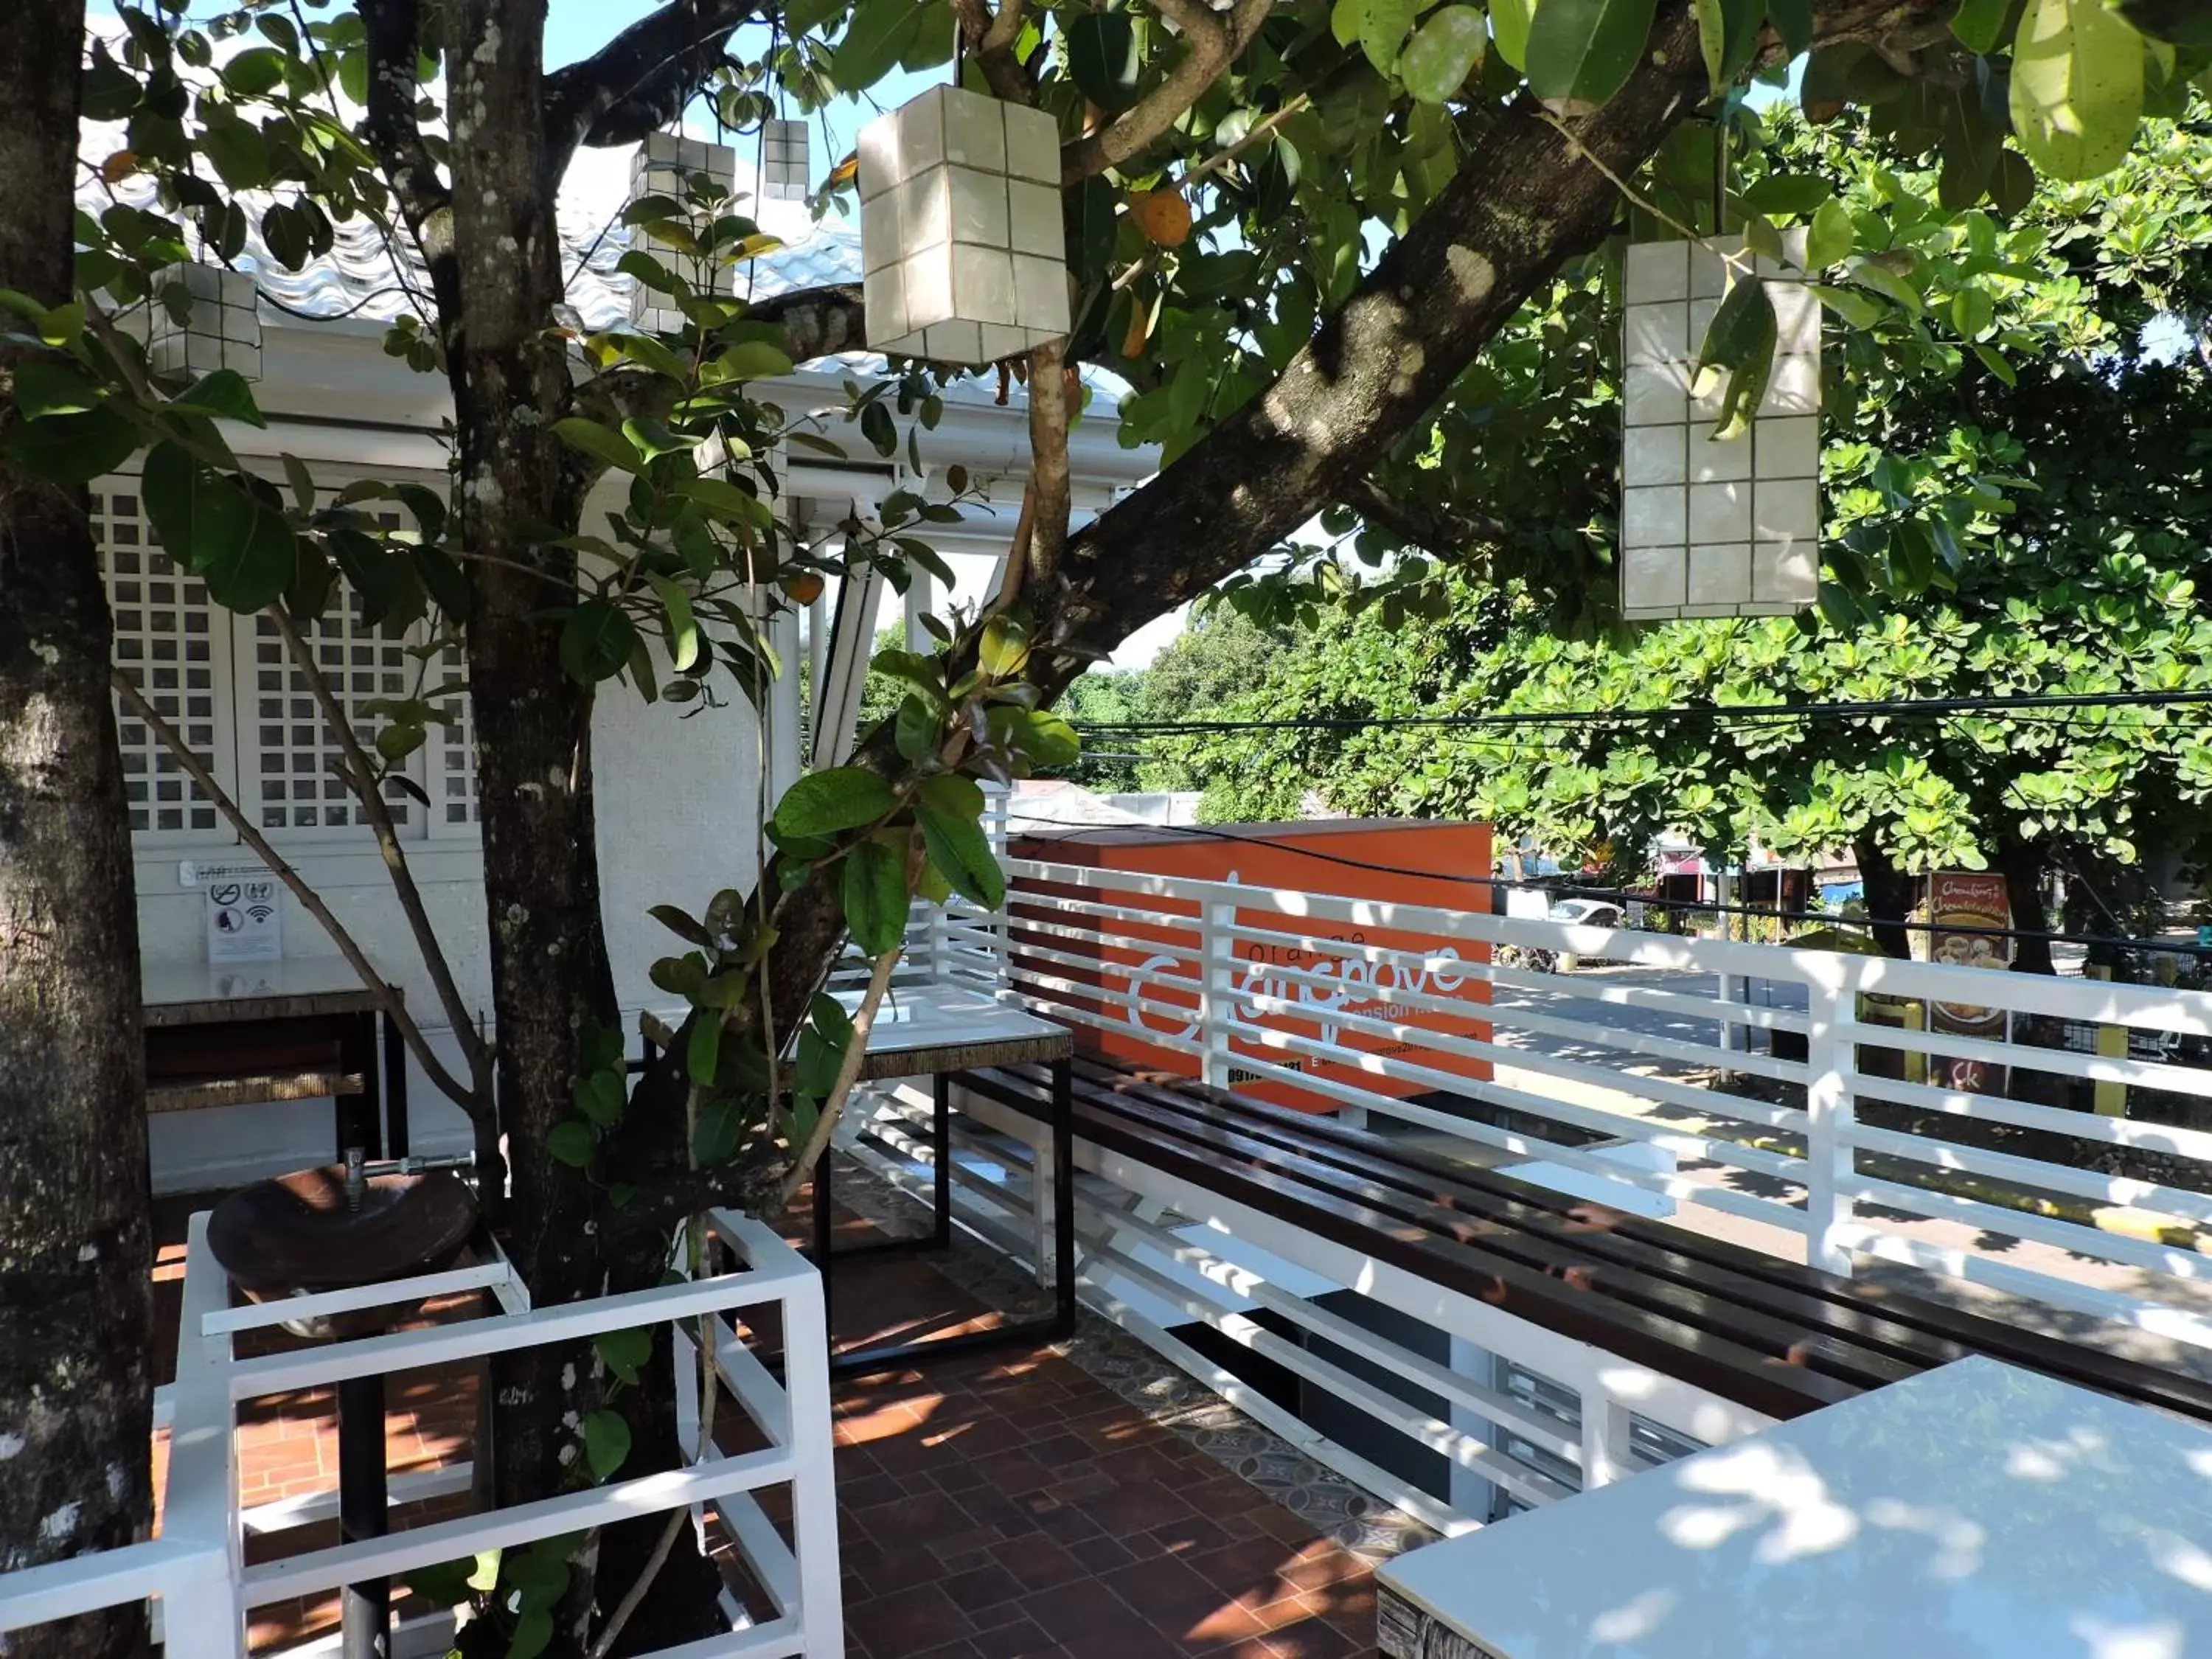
1547 898 1624 930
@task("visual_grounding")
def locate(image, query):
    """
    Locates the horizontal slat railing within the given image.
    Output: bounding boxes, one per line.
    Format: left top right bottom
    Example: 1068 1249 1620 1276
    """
995 853 2212 1346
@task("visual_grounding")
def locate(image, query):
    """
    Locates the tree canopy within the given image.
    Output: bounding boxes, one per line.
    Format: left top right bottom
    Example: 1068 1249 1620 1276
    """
1163 111 2212 960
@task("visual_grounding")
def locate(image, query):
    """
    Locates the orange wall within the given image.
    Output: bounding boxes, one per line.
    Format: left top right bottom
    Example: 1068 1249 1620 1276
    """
1009 819 1493 1114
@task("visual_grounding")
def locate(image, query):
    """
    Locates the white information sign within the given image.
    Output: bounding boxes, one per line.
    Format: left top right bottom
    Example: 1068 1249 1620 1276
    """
204 866 282 964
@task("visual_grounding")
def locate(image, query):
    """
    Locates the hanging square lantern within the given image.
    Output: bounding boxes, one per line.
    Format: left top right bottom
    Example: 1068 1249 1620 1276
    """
761 119 809 202
1619 234 1820 621
858 85 1068 364
628 131 741 333
148 263 262 381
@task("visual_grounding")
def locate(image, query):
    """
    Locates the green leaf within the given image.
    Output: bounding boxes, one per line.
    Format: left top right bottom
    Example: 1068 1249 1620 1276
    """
2113 0 2212 49
173 368 267 428
1355 0 1420 74
1950 0 2013 52
1808 282 1884 329
0 405 139 484
686 1016 722 1088
1527 0 1659 114
550 416 644 475
279 452 316 515
835 0 927 90
580 1410 632 1481
1971 340 2019 386
774 767 898 837
1766 0 1814 55
1694 0 1764 94
693 1096 746 1165
1740 174 1835 217
917 800 1004 911
198 114 271 190
718 339 796 380
978 614 1031 678
894 695 942 762
1805 197 1857 268
1490 0 1536 68
647 573 700 671
842 837 909 956
1400 7 1489 101
594 1326 653 1386
547 1121 597 1168
1067 10 1141 111
571 1070 625 1127
812 992 858 1056
467 1550 503 1593
2008 0 2143 181
196 480 299 613
261 202 311 271
13 360 102 417
1951 285 1996 338
406 1557 481 1608
559 600 636 684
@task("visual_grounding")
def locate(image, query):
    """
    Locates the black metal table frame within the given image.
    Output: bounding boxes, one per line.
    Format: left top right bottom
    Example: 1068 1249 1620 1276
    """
816 1057 1076 1378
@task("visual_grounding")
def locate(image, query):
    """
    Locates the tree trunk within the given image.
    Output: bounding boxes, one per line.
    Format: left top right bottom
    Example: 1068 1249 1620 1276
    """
1854 836 1919 961
443 3 718 1646
1992 838 2054 975
0 5 156 1652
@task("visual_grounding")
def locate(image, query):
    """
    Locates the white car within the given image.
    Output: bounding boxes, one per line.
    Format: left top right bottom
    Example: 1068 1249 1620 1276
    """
1546 898 1623 930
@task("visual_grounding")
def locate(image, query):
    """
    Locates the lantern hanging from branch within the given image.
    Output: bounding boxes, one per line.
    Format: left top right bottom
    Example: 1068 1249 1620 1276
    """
858 86 1069 364
628 131 741 334
149 263 262 382
1619 234 1821 621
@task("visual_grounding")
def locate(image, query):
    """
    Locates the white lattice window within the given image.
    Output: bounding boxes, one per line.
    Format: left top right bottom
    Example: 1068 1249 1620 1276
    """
95 469 482 848
99 485 239 838
431 637 480 831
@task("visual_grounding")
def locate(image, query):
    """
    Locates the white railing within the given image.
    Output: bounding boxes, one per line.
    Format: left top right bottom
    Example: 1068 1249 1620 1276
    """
838 1071 1775 1534
999 855 2212 1352
0 1212 841 1658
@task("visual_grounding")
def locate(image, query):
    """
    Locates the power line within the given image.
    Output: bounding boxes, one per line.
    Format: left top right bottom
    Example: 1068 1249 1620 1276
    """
1011 818 2211 959
1071 686 2212 740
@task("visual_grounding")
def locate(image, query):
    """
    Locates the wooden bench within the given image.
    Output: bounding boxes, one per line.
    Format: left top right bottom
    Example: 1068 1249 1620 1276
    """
956 1054 2212 1430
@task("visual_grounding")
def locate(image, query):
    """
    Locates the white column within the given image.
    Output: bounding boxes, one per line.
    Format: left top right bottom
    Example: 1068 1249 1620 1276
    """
1803 972 1860 1276
766 596 802 808
779 1262 846 1658
904 564 935 652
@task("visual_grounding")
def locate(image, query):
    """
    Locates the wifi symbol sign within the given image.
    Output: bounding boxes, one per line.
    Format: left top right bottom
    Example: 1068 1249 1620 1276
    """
246 903 276 927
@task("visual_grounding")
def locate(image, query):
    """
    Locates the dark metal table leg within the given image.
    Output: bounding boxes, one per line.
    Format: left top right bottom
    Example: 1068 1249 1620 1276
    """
380 1007 408 1158
338 1371 389 1659
1053 1057 1076 1338
933 1074 953 1251
338 1010 383 1161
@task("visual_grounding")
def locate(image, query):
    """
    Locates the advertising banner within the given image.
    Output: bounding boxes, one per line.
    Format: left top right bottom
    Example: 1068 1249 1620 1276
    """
1010 820 1494 1114
1927 872 2011 1093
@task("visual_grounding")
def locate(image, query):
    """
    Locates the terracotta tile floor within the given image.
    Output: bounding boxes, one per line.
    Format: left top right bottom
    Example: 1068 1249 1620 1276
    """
148 1189 1381 1657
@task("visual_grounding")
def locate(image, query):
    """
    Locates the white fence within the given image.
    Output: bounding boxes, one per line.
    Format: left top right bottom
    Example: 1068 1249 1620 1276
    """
0 1211 841 1658
995 856 2212 1352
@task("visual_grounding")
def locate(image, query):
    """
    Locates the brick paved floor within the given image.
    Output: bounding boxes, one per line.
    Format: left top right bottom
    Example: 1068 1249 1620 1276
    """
150 1185 1382 1657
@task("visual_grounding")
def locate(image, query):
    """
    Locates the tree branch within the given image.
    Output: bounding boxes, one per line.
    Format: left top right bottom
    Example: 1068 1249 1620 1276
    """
747 280 866 363
111 669 487 1121
357 0 448 231
1060 0 1273 184
542 0 764 175
1338 476 1510 562
952 0 1034 105
268 607 496 1093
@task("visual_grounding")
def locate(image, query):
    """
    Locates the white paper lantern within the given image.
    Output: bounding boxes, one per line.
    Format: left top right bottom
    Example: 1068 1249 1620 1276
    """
628 131 740 334
761 118 809 202
149 263 261 381
858 86 1069 364
1619 234 1821 621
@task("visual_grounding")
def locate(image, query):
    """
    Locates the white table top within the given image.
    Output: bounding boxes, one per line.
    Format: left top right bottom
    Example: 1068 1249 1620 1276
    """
1378 1357 2212 1659
839 982 1069 1058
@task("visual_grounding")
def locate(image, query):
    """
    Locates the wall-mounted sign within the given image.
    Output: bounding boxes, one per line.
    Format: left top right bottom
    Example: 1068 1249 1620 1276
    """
204 866 282 964
1927 871 2011 1094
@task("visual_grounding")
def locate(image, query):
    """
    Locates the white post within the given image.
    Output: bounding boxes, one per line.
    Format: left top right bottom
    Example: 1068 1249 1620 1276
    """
163 1216 244 1657
1199 900 1236 1088
1577 1368 1635 1492
903 563 933 652
778 1261 846 1659
1030 1130 1055 1290
1802 973 1860 1276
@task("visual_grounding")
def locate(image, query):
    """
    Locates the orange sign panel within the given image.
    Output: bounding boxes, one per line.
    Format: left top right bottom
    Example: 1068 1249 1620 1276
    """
1009 818 1494 1114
